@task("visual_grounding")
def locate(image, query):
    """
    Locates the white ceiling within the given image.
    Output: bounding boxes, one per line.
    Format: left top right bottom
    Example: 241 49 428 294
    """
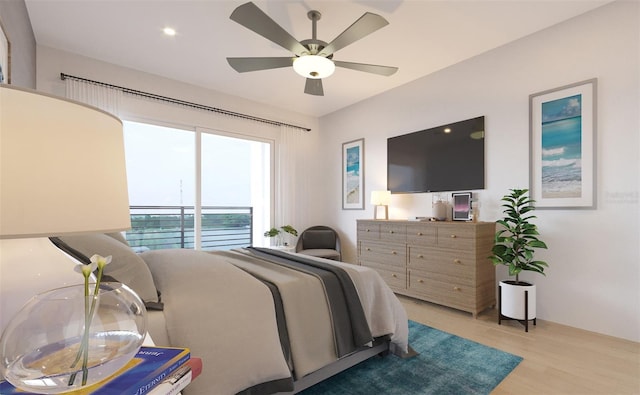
24 0 612 117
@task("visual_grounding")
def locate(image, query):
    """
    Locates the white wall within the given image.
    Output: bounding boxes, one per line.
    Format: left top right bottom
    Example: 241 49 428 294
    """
319 1 639 341
0 0 36 88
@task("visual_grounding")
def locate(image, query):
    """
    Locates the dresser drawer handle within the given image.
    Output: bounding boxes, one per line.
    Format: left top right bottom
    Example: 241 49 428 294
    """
391 250 397 255
453 286 461 291
389 230 395 234
417 254 424 259
453 259 461 264
391 274 397 278
366 247 371 251
450 234 457 238
418 279 424 283
417 232 423 236
366 229 370 232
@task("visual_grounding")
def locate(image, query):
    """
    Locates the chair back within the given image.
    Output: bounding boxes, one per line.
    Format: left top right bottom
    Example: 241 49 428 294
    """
296 226 341 258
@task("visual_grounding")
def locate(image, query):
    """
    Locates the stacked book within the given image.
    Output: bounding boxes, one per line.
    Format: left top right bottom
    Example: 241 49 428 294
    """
0 346 202 395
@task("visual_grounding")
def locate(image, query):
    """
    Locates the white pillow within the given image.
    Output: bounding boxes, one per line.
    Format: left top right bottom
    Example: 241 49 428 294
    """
57 233 159 304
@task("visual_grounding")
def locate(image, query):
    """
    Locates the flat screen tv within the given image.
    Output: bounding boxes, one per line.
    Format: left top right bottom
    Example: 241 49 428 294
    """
387 116 485 193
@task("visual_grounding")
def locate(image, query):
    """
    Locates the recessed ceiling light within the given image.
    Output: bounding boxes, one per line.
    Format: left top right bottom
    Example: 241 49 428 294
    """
163 27 176 36
444 128 452 134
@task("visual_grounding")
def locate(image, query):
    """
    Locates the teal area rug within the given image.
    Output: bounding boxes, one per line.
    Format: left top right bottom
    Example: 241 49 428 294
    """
300 320 522 395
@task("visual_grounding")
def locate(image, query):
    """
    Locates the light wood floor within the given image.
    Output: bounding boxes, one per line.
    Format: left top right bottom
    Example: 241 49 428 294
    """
399 295 640 394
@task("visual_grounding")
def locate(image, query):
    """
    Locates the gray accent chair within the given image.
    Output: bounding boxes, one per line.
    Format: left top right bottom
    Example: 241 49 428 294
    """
295 226 341 261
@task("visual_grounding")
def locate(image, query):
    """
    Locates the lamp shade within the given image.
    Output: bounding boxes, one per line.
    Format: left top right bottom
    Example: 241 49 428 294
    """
293 55 335 79
0 85 131 336
0 85 131 238
370 190 391 206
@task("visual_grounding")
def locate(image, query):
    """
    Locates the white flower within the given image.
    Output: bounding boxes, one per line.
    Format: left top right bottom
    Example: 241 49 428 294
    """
74 262 97 278
90 254 112 270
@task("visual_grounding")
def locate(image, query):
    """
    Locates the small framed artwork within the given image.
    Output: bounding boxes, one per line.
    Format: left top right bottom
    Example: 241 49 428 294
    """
529 79 597 209
0 21 10 84
342 138 365 210
452 192 472 221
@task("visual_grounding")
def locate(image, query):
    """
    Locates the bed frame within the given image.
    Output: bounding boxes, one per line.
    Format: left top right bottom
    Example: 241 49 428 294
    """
277 337 391 394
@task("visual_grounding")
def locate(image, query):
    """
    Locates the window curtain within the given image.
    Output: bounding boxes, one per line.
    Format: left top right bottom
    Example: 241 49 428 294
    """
64 78 122 117
276 125 303 231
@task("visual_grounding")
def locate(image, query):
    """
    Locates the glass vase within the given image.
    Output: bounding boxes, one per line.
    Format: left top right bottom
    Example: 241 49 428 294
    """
0 282 147 394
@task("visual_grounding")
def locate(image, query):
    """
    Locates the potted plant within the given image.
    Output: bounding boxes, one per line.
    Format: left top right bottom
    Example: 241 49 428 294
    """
489 188 548 330
264 225 298 247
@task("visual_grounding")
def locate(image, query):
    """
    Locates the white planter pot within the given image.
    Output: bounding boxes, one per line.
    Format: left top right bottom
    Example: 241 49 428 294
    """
499 280 536 320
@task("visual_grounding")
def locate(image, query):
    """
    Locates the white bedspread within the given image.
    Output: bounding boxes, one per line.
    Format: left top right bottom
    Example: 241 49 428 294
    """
141 248 410 395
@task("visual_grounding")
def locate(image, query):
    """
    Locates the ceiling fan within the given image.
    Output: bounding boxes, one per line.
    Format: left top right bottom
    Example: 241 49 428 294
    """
226 2 398 96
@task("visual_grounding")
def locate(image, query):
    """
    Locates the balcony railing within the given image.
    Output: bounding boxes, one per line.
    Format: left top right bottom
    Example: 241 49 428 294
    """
126 206 253 252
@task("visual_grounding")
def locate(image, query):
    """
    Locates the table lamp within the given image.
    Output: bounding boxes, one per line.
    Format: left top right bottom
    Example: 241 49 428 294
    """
370 190 391 220
0 85 131 335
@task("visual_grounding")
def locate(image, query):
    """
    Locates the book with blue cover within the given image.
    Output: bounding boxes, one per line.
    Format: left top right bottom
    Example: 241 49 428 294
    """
0 346 190 395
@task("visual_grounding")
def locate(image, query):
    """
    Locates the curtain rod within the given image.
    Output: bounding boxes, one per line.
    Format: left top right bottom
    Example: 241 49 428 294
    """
60 73 311 132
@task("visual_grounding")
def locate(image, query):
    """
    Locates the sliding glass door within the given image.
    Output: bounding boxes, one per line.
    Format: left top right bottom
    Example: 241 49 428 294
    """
199 130 271 250
122 121 271 251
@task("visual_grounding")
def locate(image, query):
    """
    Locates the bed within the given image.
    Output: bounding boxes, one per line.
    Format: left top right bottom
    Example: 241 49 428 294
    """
55 233 411 395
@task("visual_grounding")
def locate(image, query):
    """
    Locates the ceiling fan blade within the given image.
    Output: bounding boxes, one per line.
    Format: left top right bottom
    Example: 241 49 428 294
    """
230 2 308 56
227 57 294 73
304 79 324 96
334 60 398 76
319 12 389 57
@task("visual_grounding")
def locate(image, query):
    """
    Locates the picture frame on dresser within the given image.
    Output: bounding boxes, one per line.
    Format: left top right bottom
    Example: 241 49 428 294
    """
452 192 472 221
529 79 597 209
342 138 365 210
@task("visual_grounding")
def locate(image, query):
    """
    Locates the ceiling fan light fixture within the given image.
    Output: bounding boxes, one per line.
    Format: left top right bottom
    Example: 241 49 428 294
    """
293 55 335 79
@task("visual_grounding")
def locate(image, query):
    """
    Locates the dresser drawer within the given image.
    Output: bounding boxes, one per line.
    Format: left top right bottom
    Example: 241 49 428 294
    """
378 223 407 243
408 246 475 271
359 241 405 268
364 262 406 290
408 263 474 286
408 248 474 284
436 224 475 250
378 269 406 291
357 222 380 241
406 223 437 246
408 274 474 309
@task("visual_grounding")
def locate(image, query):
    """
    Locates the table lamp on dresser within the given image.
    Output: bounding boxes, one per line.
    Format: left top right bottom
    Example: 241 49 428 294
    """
370 190 391 220
0 85 131 335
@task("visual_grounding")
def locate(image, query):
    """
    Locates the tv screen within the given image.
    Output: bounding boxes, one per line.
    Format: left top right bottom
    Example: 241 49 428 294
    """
387 116 485 193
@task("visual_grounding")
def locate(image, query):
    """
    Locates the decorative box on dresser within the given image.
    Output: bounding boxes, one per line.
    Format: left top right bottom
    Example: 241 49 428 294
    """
357 219 496 318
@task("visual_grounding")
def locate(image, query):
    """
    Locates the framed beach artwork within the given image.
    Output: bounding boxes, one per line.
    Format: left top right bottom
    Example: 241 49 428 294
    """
529 79 597 209
0 21 9 84
342 138 365 210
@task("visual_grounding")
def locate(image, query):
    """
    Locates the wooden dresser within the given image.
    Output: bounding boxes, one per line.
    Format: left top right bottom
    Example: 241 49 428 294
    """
357 219 496 317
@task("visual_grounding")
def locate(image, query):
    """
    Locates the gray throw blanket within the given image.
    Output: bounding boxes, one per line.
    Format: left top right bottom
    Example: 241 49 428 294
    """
246 247 373 356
